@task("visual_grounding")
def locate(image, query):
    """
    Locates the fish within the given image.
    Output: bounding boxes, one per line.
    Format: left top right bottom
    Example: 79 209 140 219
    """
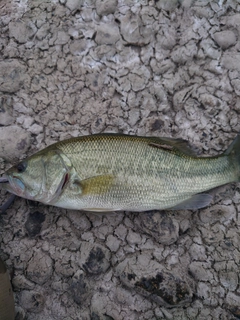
0 257 15 320
0 133 240 212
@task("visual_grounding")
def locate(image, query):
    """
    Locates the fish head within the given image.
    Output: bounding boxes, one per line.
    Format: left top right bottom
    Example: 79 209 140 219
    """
1 149 71 204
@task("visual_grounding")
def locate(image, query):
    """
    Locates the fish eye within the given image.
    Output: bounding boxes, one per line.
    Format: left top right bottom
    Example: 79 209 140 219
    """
16 161 27 173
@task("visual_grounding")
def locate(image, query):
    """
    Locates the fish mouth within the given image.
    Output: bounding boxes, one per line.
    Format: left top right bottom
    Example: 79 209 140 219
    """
0 174 25 197
11 175 26 196
0 175 10 192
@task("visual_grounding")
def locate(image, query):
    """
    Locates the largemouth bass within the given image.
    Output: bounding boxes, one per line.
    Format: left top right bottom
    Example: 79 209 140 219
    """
0 134 240 212
0 257 15 320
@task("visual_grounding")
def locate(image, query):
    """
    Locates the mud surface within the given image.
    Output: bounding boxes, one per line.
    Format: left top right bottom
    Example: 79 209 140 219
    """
1 0 240 319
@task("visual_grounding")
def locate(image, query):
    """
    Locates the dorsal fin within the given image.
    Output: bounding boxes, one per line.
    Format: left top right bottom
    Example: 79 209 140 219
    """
147 137 197 156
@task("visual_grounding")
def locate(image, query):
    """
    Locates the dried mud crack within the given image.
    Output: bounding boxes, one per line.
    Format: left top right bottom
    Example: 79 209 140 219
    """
1 0 240 319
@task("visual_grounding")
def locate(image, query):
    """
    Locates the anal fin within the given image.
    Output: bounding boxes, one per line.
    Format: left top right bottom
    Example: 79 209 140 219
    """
171 194 212 210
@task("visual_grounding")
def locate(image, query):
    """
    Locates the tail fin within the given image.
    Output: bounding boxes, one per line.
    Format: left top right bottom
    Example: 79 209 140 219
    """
224 134 240 179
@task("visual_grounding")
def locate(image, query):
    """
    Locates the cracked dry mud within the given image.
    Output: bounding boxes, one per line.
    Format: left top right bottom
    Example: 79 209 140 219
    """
1 0 240 319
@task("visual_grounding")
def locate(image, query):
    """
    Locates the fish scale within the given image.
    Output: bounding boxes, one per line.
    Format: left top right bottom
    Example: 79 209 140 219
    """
53 134 237 211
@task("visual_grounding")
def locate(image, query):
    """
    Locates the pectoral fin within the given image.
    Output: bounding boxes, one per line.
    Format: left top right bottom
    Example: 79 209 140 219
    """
80 174 115 196
171 194 212 210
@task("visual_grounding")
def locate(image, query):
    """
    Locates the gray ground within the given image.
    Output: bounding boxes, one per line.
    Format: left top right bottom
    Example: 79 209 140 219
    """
0 0 240 319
